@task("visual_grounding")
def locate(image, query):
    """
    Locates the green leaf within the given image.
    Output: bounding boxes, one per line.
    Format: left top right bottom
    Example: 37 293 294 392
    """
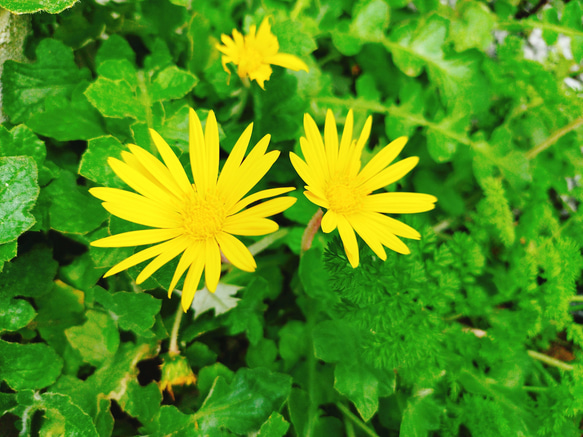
118 380 162 424
0 124 46 168
85 77 145 120
93 287 162 337
140 405 195 436
45 170 108 234
19 392 99 437
65 309 120 366
0 0 77 14
79 136 126 188
334 361 379 422
0 246 58 299
0 156 39 244
150 66 198 101
0 241 17 272
278 321 308 371
0 293 36 332
449 1 496 52
299 248 336 304
27 87 107 141
197 363 235 401
2 39 90 123
195 367 292 434
258 412 290 437
0 340 63 390
400 391 442 437
351 0 390 41
95 34 136 66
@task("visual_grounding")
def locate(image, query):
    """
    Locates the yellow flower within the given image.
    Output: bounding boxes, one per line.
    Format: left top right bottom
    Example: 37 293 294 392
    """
216 17 309 89
290 110 437 268
90 109 296 311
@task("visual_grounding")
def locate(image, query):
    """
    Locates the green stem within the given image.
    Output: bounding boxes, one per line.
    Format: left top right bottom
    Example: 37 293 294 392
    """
527 350 574 371
571 295 583 302
290 0 310 21
497 20 583 38
522 385 549 393
336 402 380 437
248 228 289 256
305 303 319 437
168 303 184 356
526 117 583 159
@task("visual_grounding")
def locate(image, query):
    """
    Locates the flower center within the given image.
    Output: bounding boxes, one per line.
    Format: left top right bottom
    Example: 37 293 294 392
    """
325 176 366 215
180 190 226 241
238 44 263 75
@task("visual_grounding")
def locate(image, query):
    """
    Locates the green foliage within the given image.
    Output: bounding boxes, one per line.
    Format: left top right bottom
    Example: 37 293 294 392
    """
2 0 583 435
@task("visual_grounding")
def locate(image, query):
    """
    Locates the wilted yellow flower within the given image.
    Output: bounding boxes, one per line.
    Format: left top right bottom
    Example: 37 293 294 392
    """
216 17 309 89
290 110 437 268
159 354 196 400
90 109 296 311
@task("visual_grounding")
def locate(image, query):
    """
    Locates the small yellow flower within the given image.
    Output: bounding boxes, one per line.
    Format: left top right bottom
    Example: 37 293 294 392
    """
216 17 309 89
90 109 296 311
290 109 437 267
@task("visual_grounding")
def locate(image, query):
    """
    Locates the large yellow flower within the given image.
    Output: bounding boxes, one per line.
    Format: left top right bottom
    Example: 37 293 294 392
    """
290 110 437 268
90 109 296 311
216 17 309 89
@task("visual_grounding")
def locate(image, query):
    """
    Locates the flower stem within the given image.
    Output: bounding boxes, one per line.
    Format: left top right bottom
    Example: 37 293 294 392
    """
526 117 583 159
249 228 289 256
301 208 323 254
168 303 184 357
527 350 574 371
336 402 380 437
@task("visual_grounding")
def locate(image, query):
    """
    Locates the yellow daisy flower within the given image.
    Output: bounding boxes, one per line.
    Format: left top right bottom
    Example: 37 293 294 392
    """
290 109 437 268
216 17 309 89
90 109 296 311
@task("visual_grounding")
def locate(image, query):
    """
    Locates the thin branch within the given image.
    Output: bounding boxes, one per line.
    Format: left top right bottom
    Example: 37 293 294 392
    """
528 350 574 371
336 403 380 437
526 117 583 159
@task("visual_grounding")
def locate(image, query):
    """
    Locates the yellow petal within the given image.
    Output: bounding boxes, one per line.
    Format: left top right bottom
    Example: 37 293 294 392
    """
148 130 193 194
337 215 359 268
337 110 354 170
247 63 272 89
361 157 419 192
321 210 338 233
362 192 437 214
104 239 178 278
168 242 204 297
101 197 180 229
289 152 321 189
324 110 339 173
136 237 188 284
266 53 309 72
91 228 182 248
204 239 222 292
302 115 328 179
304 190 329 209
348 115 372 176
228 187 295 216
127 144 184 196
228 197 296 222
216 232 257 272
223 217 279 236
189 108 208 193
204 110 220 188
181 255 205 311
348 214 387 261
107 157 179 208
357 137 408 185
217 123 253 192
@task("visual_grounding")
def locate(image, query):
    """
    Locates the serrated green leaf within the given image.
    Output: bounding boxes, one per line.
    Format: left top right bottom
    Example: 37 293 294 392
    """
450 1 496 52
85 77 145 120
0 340 63 390
0 156 39 244
93 287 161 337
197 363 235 401
195 367 292 434
2 39 90 124
65 309 120 366
45 170 108 234
150 66 198 101
140 405 195 436
0 0 78 14
351 0 390 41
334 362 379 421
95 34 136 66
258 412 290 437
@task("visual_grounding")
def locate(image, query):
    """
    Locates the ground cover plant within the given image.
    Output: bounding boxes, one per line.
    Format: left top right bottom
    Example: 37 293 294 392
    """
1 0 583 435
